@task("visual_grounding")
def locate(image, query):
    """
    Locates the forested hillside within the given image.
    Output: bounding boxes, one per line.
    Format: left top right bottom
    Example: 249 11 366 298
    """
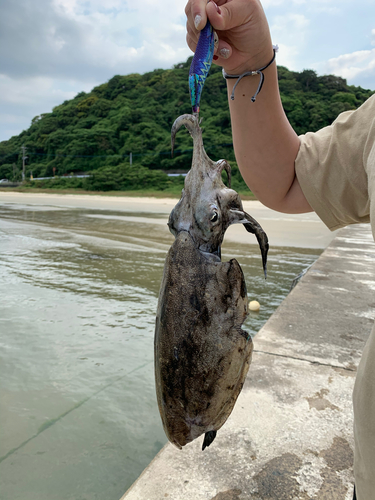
0 56 373 192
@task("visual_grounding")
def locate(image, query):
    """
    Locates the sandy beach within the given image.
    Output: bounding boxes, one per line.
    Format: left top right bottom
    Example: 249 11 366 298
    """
0 191 337 248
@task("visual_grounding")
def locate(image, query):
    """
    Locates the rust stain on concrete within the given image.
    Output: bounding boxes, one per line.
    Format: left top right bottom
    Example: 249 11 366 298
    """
252 453 309 500
306 389 340 411
319 437 353 471
316 468 347 499
209 489 242 500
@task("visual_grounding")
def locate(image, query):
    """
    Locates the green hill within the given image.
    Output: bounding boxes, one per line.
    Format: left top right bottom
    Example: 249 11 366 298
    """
0 57 373 193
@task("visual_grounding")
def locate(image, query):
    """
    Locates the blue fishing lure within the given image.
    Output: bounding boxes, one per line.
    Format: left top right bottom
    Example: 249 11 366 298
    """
189 20 215 115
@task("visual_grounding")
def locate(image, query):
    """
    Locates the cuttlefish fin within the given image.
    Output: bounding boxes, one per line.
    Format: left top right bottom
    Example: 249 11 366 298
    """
202 430 217 451
229 209 269 278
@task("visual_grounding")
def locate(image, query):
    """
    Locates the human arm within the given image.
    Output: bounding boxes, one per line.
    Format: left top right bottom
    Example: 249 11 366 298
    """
185 0 313 214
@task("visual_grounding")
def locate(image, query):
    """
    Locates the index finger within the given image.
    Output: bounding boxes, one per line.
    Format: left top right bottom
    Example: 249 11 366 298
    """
185 0 208 31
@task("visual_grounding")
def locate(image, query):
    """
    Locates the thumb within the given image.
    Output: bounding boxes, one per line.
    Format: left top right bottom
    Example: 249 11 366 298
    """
207 0 256 31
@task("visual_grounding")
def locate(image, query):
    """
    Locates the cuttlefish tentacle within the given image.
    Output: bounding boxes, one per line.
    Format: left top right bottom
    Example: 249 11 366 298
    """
243 214 269 278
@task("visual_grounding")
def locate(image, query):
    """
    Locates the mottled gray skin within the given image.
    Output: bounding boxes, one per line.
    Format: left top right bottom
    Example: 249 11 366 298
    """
154 114 268 450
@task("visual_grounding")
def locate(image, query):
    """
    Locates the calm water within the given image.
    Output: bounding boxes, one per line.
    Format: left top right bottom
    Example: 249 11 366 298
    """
0 202 321 500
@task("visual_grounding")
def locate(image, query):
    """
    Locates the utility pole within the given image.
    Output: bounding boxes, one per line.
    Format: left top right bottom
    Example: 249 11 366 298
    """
129 152 132 166
21 144 28 181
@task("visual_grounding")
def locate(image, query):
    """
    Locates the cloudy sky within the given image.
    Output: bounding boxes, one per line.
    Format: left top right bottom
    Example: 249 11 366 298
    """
1 0 374 142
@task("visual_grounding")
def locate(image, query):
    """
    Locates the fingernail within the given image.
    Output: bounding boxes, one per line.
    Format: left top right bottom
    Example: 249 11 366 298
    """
219 48 230 59
213 31 219 49
194 14 202 30
213 55 219 60
211 1 221 14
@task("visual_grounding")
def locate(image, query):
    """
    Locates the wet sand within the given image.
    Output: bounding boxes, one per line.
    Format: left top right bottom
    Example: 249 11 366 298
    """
0 191 336 248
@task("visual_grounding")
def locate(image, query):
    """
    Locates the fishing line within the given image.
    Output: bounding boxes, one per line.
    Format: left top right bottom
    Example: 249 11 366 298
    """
0 359 154 464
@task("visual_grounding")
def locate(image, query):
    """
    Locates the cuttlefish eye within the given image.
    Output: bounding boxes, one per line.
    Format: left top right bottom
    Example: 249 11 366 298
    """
210 211 219 223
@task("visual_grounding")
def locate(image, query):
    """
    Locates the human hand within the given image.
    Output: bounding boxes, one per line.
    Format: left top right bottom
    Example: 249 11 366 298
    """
185 0 273 75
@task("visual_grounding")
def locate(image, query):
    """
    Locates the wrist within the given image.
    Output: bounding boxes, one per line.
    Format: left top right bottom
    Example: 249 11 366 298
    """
223 45 276 76
223 46 278 103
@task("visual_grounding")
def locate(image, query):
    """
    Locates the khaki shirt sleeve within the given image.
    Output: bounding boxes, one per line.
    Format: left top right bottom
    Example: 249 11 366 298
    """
295 95 375 231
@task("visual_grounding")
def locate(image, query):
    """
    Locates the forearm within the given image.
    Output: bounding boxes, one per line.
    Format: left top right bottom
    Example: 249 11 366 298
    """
185 0 314 213
227 58 312 214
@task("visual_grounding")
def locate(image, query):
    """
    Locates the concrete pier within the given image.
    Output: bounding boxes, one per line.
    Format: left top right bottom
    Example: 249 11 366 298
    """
121 224 375 500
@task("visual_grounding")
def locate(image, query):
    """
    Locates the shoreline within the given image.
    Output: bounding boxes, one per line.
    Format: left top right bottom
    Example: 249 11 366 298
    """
0 190 337 249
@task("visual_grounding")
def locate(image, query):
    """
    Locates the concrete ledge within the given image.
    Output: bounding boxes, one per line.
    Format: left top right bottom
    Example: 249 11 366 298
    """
121 224 375 500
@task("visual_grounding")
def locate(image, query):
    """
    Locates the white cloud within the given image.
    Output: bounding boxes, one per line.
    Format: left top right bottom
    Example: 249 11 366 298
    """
326 48 375 82
263 0 306 6
0 0 188 82
271 13 310 43
0 0 192 141
0 75 80 106
0 74 94 141
269 14 310 70
263 0 340 8
274 43 300 71
1 0 375 142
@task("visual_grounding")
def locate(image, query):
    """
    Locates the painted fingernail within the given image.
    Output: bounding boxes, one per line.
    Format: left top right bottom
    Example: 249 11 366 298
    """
219 48 230 59
213 31 219 49
194 14 202 30
213 55 219 60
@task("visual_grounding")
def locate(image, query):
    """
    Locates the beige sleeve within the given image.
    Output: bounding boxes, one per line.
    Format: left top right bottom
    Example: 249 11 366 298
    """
295 95 375 231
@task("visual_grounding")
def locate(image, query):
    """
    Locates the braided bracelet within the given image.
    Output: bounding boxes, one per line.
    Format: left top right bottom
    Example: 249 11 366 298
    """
222 45 279 102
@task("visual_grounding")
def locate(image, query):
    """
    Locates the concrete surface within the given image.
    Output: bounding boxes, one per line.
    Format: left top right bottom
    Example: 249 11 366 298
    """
121 223 375 500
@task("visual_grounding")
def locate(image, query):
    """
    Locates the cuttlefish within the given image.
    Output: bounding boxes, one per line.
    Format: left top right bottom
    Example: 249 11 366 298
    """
154 113 269 451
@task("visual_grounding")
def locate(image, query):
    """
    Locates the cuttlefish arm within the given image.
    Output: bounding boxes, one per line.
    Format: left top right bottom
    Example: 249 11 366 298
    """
229 209 269 278
171 119 231 188
170 113 268 276
216 159 231 189
171 114 198 158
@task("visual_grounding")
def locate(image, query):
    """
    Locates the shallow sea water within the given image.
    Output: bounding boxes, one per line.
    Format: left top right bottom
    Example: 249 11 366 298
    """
0 203 321 500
